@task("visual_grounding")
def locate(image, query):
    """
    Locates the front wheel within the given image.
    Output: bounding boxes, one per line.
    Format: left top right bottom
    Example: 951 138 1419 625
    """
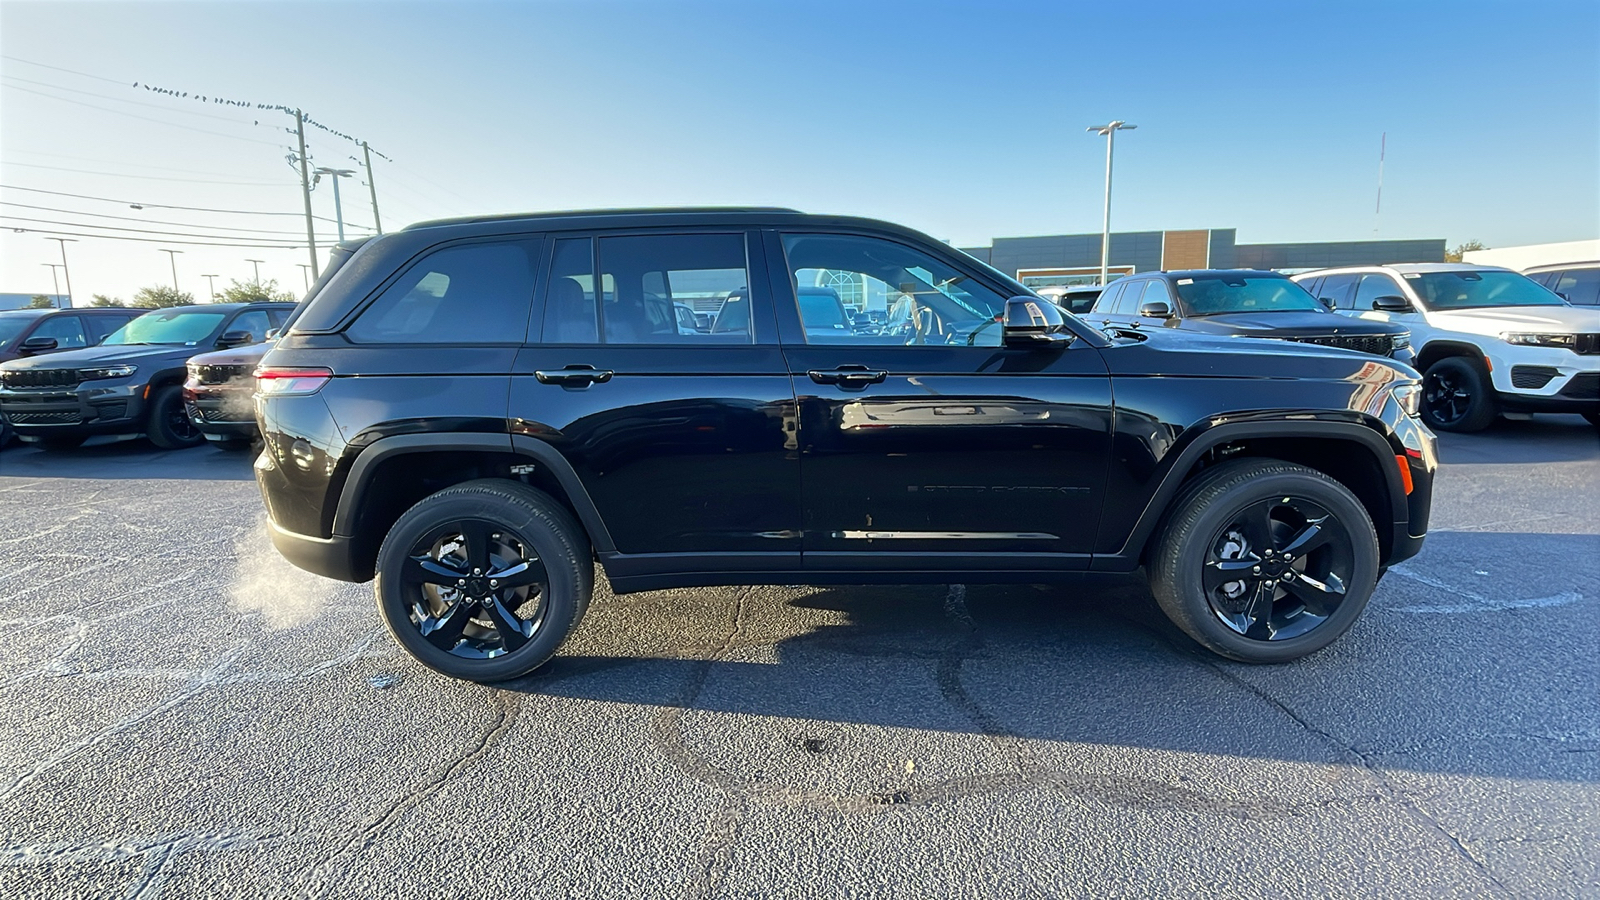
373 479 592 682
1149 460 1380 663
146 385 205 449
1421 357 1498 432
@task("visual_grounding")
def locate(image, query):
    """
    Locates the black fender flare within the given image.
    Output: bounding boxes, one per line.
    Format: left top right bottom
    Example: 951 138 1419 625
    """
1095 418 1407 571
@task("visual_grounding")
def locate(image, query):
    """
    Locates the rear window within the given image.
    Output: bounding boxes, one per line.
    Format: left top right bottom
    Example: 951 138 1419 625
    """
347 241 537 343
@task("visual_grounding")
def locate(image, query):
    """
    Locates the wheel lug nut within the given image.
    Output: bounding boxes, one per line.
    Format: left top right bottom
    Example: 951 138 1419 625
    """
1252 565 1261 574
457 579 466 587
473 568 482 576
489 579 498 588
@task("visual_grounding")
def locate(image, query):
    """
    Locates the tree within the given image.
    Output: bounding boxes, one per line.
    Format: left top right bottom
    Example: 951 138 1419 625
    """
130 285 195 309
90 294 126 308
1445 240 1487 263
27 294 55 309
215 278 297 304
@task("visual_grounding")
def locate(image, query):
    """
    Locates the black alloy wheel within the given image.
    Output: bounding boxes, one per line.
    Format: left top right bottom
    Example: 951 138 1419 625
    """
1421 357 1497 433
147 385 205 449
1149 459 1380 663
374 479 592 682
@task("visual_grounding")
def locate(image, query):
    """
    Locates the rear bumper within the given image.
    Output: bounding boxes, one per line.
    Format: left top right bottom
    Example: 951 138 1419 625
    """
267 519 368 583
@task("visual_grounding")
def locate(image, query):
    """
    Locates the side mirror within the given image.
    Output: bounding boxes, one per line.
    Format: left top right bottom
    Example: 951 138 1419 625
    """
265 328 280 340
216 330 255 349
1372 295 1413 312
18 336 58 356
1319 297 1336 309
1138 300 1173 319
1002 296 1072 349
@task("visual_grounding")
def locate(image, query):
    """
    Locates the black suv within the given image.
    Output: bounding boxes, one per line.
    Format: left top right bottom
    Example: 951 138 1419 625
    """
0 302 292 449
255 209 1436 682
1091 270 1415 364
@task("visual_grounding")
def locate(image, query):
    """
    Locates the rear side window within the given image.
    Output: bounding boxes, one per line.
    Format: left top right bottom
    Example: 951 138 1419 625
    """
1552 269 1600 306
543 234 753 344
348 241 536 344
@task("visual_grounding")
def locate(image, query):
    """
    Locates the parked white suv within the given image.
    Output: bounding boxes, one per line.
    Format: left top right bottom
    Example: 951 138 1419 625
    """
1293 263 1599 432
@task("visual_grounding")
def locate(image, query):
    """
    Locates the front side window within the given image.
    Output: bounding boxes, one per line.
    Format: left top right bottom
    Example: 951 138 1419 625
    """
1174 274 1324 316
1139 280 1174 312
1353 273 1404 310
227 310 273 343
104 310 228 346
1552 269 1600 306
1405 270 1565 309
1317 273 1358 309
30 315 88 350
782 233 1007 346
348 241 536 343
1091 281 1125 315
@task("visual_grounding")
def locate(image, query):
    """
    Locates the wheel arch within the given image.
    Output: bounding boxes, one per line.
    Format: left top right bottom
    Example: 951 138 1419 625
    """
1415 339 1487 374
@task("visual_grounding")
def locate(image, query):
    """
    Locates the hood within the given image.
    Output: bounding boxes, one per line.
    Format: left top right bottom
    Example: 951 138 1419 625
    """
1179 310 1406 337
186 341 273 368
0 342 200 372
1423 305 1600 337
1113 325 1420 380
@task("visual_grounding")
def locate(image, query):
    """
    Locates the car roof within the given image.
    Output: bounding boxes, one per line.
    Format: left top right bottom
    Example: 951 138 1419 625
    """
1299 263 1515 276
405 206 805 231
1147 269 1289 279
0 308 52 319
1524 260 1600 273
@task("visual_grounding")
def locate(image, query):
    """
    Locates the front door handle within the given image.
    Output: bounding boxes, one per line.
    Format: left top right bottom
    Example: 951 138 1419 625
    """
534 365 614 386
807 366 888 387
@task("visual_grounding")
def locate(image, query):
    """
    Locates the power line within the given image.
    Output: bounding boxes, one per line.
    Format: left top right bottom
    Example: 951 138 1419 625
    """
0 54 125 85
2 215 366 243
0 184 345 223
0 74 272 127
1 82 288 147
4 225 327 249
2 161 288 186
0 201 323 235
1 149 275 179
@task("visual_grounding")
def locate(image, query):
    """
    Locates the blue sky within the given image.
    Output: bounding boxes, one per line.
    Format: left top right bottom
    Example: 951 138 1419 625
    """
2 0 1596 301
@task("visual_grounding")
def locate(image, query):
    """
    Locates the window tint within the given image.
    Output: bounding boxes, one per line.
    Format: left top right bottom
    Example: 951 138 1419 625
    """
1353 273 1402 311
31 315 87 350
592 233 751 344
1298 277 1323 303
543 237 599 343
782 233 1008 346
1139 279 1174 312
1552 269 1600 306
1317 273 1358 309
1092 281 1125 314
227 310 273 343
348 241 536 343
1527 271 1559 288
1111 280 1145 315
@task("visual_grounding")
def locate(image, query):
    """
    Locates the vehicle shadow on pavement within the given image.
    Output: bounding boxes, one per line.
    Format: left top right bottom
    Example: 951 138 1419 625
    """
0 441 256 481
1434 414 1598 465
498 529 1598 784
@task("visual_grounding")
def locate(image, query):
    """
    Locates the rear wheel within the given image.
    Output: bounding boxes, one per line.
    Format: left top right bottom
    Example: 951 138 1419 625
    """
146 385 205 449
1421 357 1498 432
373 479 592 682
1149 460 1380 663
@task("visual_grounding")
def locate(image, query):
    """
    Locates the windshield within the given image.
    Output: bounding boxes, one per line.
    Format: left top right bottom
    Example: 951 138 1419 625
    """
1175 274 1325 315
102 310 227 345
0 314 44 349
1406 270 1566 309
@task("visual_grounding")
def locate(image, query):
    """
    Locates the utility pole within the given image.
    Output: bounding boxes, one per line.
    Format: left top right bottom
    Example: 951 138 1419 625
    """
202 274 219 300
41 263 63 307
1087 120 1136 287
294 109 319 279
314 167 356 241
159 249 183 291
296 263 312 291
362 141 383 234
44 237 75 306
245 259 265 284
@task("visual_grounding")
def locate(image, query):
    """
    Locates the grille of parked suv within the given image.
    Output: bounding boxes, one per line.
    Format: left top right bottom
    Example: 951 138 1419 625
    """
1 368 81 389
1575 333 1599 355
1283 334 1392 356
8 410 82 425
193 363 251 385
1510 366 1560 390
1558 372 1600 400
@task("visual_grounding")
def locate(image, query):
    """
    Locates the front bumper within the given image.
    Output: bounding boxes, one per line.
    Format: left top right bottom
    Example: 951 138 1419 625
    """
0 381 148 437
1485 345 1600 412
183 385 259 440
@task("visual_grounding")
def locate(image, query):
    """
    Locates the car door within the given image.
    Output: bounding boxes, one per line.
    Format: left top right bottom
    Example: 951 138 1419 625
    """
511 229 800 569
770 229 1113 572
1098 277 1146 329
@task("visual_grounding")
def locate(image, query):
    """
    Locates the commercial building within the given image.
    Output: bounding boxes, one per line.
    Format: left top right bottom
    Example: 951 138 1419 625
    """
1463 239 1600 271
960 228 1446 288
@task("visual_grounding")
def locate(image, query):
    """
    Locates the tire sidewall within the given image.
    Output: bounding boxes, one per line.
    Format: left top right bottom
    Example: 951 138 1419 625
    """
374 490 584 682
1166 470 1379 663
1422 357 1495 433
147 385 204 449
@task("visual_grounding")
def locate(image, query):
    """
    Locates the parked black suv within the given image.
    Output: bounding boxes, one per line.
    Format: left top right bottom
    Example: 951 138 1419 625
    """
1091 270 1415 364
0 302 292 449
255 209 1436 682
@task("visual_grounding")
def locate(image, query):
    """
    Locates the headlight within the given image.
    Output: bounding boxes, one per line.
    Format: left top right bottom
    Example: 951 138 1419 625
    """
1391 382 1422 417
1502 332 1576 349
78 365 137 380
1391 331 1411 350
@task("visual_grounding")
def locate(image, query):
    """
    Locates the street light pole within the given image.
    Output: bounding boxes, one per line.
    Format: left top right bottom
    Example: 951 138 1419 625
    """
314 167 357 241
159 249 183 291
1087 120 1136 287
202 274 220 301
245 259 266 285
44 237 76 306
41 263 63 307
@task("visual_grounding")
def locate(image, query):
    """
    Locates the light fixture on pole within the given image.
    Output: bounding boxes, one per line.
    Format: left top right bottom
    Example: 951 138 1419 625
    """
313 167 357 241
159 249 183 291
245 258 266 285
44 237 76 306
202 274 220 301
41 263 65 307
296 263 312 291
1087 120 1136 287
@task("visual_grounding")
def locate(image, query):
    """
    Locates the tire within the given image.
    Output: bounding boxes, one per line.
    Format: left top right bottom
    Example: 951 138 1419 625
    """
373 479 593 682
37 434 86 451
1148 459 1380 664
1421 357 1498 433
145 385 205 449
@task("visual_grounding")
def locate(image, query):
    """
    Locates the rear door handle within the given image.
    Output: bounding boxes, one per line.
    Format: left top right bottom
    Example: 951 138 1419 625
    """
534 365 614 386
807 366 887 387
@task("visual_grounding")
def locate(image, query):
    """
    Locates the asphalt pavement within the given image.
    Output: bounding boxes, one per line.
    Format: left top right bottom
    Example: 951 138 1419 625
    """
0 415 1596 898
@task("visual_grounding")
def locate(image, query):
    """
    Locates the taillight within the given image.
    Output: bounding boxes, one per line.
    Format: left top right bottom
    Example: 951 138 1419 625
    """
254 366 332 396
